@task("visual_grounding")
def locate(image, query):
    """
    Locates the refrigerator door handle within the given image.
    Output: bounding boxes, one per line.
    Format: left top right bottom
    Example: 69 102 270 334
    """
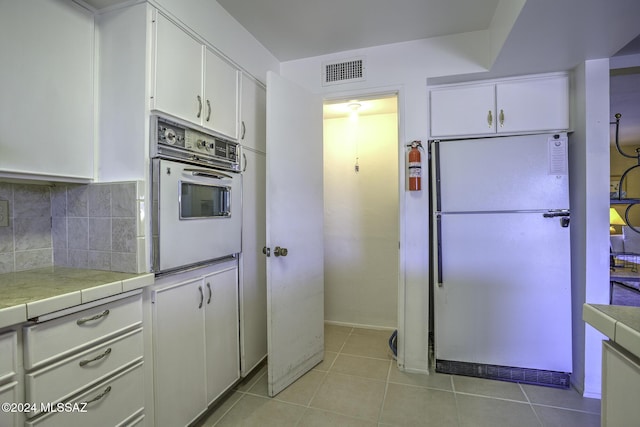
543 209 570 228
436 214 443 286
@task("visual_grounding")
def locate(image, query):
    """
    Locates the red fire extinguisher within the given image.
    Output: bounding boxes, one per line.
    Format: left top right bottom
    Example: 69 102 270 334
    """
408 141 423 191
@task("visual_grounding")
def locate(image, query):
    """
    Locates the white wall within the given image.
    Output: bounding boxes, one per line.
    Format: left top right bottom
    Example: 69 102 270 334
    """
281 31 498 372
324 112 398 329
570 59 611 398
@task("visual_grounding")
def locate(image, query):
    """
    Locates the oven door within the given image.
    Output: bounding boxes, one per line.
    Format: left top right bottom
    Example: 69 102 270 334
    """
152 158 241 273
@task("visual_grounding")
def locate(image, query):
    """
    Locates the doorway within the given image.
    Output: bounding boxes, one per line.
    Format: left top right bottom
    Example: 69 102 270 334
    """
322 94 399 328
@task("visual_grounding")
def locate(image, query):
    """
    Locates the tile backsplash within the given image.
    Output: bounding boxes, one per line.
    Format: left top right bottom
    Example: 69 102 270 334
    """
0 181 146 274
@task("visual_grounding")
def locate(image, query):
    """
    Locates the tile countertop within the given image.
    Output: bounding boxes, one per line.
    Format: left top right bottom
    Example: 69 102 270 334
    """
0 267 154 329
583 303 640 359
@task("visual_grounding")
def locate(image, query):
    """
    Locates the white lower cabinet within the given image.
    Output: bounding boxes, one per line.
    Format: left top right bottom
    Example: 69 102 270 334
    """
152 261 240 427
602 340 640 427
23 292 145 426
0 330 20 427
25 362 145 427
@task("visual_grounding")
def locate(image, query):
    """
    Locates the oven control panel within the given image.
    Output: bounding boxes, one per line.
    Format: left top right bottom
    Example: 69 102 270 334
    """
152 116 240 171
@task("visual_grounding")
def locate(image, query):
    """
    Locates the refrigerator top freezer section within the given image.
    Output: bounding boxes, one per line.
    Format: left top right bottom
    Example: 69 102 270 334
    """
435 133 569 213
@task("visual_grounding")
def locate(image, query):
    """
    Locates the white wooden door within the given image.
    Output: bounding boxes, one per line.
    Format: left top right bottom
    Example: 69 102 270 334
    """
266 71 324 396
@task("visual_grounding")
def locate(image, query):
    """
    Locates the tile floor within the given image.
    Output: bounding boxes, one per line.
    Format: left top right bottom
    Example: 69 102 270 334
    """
195 325 601 427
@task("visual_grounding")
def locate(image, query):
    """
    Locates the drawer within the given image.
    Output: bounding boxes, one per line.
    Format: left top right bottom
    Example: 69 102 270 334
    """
25 361 144 427
0 330 18 382
24 294 142 370
26 328 143 414
0 381 20 427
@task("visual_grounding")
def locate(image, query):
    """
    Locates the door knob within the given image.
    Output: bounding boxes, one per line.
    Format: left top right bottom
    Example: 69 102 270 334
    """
262 247 271 257
274 246 288 257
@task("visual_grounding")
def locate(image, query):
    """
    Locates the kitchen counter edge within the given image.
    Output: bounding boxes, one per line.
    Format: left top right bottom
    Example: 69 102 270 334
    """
583 303 640 359
0 267 154 329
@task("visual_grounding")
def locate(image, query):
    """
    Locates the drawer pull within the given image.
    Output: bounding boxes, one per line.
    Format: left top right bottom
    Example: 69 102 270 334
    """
76 309 110 325
84 385 112 405
79 348 112 367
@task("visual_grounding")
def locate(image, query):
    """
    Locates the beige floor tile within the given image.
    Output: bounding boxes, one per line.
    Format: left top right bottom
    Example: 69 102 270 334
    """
215 394 305 427
298 408 378 426
342 332 393 359
452 375 527 401
275 370 326 406
193 391 243 427
309 372 386 421
325 328 351 352
313 351 338 372
330 354 391 381
456 394 541 427
533 405 601 427
388 367 453 391
325 324 353 335
235 364 267 392
379 383 459 426
521 384 601 413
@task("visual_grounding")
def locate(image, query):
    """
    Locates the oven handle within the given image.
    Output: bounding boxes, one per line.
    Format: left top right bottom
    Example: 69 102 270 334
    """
183 168 233 180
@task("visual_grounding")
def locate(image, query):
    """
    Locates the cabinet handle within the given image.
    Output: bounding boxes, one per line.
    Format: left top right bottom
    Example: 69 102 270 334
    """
206 99 212 122
206 282 212 304
487 110 493 128
198 285 204 309
76 309 110 326
84 385 112 406
499 109 505 127
197 95 202 118
241 121 246 140
79 348 112 367
243 153 247 172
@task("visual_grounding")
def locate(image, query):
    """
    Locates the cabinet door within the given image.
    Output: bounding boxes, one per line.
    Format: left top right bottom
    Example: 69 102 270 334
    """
153 13 203 124
239 149 267 376
0 0 93 181
204 268 240 404
496 75 569 134
203 48 239 139
152 278 207 427
0 381 20 427
602 340 640 427
240 74 267 152
430 84 495 137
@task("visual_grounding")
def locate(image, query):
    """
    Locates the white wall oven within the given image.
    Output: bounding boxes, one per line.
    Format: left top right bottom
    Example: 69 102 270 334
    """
150 115 241 274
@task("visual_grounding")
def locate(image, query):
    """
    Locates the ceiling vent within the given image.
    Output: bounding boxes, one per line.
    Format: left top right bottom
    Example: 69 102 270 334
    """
322 57 366 86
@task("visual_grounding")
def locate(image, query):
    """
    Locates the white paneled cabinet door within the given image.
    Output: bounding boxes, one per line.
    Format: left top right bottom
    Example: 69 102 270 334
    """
204 267 240 404
239 148 267 376
0 0 93 181
265 71 324 396
152 279 207 427
496 75 569 134
153 12 203 124
430 84 495 137
240 74 267 152
203 49 239 139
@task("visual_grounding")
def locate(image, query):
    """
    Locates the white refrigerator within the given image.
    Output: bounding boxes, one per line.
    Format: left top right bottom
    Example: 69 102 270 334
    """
432 133 572 387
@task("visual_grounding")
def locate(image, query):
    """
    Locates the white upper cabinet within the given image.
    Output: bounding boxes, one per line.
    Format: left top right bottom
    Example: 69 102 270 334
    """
152 13 239 140
0 0 94 182
203 49 239 139
240 74 267 152
430 73 569 138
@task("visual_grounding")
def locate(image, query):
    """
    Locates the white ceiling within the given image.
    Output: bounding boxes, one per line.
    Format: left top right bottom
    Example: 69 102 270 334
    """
215 0 500 62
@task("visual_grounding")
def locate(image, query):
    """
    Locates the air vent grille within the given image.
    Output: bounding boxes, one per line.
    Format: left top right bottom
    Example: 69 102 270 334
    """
323 58 365 86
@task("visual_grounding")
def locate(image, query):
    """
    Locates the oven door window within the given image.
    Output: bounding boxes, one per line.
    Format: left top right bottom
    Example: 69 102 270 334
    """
180 182 231 218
